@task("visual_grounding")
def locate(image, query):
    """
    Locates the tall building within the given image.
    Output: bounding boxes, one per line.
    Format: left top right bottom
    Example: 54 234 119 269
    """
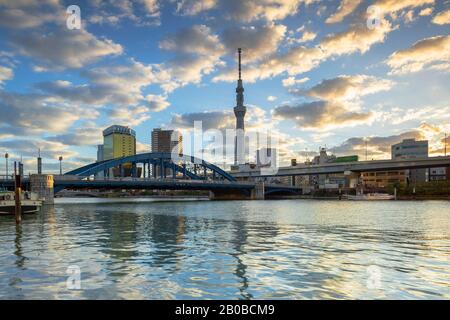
234 48 247 166
96 145 104 162
392 138 428 183
151 128 183 154
151 128 183 177
95 144 104 178
102 125 136 177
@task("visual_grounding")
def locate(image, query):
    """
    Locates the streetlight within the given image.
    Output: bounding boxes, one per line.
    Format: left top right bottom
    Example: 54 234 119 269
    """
59 156 63 175
4 153 8 179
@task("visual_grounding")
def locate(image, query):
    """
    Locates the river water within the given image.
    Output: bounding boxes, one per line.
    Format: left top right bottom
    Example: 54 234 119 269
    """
0 198 449 299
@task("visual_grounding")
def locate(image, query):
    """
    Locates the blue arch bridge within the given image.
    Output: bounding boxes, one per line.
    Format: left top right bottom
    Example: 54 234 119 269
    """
1 152 299 200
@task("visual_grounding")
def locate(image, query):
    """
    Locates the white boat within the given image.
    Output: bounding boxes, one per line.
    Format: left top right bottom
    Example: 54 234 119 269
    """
0 191 43 215
345 193 395 201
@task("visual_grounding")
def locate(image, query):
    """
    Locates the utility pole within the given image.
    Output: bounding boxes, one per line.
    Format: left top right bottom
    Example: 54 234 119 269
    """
444 132 447 156
365 139 368 161
59 156 63 175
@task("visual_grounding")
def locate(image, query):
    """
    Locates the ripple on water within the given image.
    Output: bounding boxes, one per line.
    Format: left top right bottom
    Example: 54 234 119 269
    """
0 199 449 299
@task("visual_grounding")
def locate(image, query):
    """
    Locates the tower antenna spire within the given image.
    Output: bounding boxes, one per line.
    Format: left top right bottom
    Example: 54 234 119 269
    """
238 48 242 80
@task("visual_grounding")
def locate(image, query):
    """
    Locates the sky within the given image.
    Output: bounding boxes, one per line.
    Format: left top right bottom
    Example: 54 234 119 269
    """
0 0 449 173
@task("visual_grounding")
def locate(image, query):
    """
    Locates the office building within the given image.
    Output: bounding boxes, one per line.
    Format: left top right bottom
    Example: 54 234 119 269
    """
102 125 136 177
392 138 428 184
151 128 183 177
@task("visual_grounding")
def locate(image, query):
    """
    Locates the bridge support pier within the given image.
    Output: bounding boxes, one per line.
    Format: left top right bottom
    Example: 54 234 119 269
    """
209 182 265 200
30 174 54 204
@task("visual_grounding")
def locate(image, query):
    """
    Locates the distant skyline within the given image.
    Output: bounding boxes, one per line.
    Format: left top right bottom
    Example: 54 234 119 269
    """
0 0 449 173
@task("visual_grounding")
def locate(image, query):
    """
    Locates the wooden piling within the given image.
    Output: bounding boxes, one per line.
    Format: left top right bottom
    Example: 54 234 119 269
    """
14 162 22 224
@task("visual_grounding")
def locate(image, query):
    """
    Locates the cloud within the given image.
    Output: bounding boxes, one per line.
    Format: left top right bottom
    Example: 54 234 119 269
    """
36 59 164 108
386 35 450 75
267 95 277 101
329 122 448 159
174 0 217 15
171 110 235 130
291 75 394 102
325 0 362 24
273 101 373 130
222 24 287 62
88 0 161 26
0 91 95 135
287 26 317 44
282 76 309 87
108 105 151 126
373 0 435 15
145 94 170 112
0 0 61 29
10 29 123 71
418 7 433 16
432 9 450 25
213 46 325 82
329 130 424 159
46 126 103 146
214 12 393 83
320 18 393 56
0 65 13 86
159 25 225 89
0 139 78 161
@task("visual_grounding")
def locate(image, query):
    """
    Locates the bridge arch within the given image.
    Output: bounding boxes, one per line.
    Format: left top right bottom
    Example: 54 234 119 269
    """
65 152 236 182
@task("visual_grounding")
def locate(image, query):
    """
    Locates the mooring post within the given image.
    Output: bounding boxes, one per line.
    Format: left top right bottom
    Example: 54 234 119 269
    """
14 162 22 224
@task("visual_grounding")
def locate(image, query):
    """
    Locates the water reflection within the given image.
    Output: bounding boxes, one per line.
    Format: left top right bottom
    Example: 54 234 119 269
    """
0 199 449 299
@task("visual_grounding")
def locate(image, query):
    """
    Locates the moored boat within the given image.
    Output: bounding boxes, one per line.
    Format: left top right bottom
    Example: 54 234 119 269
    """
0 191 43 215
345 193 395 200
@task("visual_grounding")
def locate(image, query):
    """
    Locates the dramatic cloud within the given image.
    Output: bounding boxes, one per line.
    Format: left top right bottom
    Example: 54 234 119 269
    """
386 35 450 75
0 91 95 135
10 29 123 71
213 46 325 82
291 75 394 102
214 12 393 83
0 66 13 86
273 101 373 130
325 0 362 24
432 9 450 25
36 60 164 109
172 0 317 22
222 24 287 62
159 25 225 88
